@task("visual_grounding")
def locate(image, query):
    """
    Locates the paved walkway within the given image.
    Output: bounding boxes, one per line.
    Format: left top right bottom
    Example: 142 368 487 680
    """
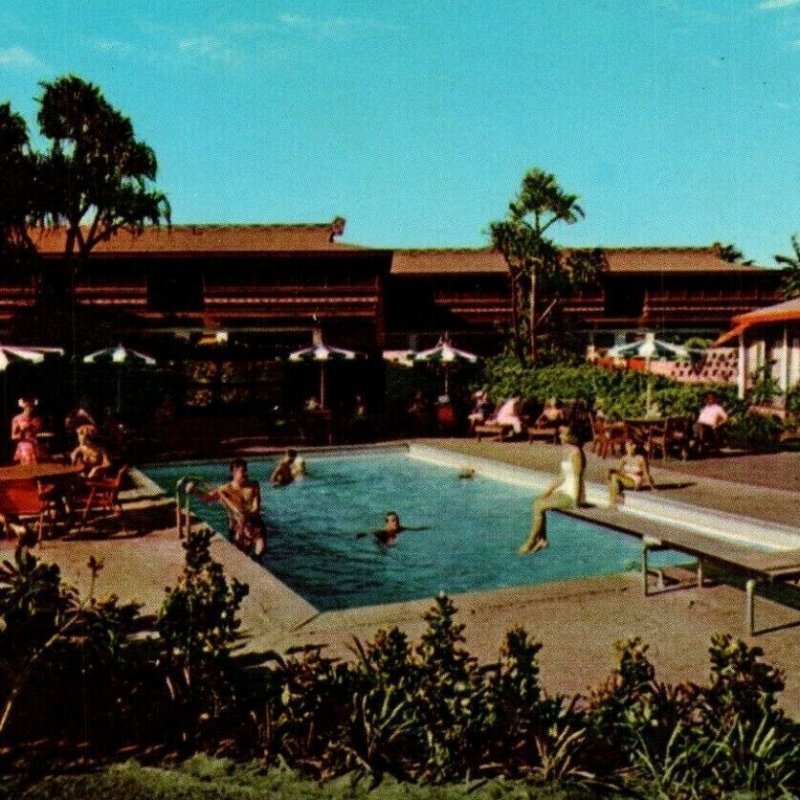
2 441 799 713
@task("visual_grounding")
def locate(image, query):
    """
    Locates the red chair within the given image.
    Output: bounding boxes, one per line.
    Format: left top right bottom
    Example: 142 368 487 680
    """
73 465 129 535
0 479 63 542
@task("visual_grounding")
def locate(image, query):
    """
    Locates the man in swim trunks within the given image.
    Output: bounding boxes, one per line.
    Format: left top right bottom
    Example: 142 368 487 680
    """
190 458 267 558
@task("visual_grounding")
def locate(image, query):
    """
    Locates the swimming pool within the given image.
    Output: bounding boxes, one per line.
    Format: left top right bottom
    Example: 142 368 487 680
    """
145 450 686 611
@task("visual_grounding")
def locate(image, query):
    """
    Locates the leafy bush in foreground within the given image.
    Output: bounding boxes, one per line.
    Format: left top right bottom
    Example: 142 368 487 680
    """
3 544 800 798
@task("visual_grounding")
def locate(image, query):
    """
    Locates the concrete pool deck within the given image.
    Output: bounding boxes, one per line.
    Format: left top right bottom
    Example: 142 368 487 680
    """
2 440 800 712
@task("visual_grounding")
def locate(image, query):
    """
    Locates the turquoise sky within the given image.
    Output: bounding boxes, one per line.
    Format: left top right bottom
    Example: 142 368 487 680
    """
2 1 800 266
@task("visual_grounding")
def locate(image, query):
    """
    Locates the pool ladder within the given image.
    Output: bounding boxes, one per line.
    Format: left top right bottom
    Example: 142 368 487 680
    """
175 476 212 539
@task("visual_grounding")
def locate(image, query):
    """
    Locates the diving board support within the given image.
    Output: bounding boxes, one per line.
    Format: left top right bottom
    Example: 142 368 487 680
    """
558 504 800 638
746 578 756 638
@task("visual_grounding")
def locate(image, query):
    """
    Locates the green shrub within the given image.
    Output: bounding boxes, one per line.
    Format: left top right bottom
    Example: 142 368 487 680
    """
480 354 742 422
723 413 782 452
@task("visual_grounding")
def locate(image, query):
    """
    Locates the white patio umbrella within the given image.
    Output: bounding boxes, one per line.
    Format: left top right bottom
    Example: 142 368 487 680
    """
414 336 479 395
382 349 416 367
0 344 65 420
0 343 64 371
288 342 361 409
82 344 157 412
607 332 689 362
607 332 688 414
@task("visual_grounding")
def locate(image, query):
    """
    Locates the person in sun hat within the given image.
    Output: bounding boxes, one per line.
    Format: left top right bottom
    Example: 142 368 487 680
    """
11 396 43 465
517 425 586 555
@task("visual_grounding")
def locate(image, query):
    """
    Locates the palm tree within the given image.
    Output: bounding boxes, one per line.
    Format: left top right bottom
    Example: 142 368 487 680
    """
490 169 585 362
36 76 171 301
0 103 38 264
775 235 800 300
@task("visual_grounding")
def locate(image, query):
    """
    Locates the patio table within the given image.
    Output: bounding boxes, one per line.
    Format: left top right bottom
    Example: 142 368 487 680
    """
0 464 83 540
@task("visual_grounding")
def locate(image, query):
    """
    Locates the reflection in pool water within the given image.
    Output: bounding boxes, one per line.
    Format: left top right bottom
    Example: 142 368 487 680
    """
146 452 687 611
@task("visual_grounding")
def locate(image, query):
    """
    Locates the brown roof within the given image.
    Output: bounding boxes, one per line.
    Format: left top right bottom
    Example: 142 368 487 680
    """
390 248 507 275
32 219 359 255
390 246 770 276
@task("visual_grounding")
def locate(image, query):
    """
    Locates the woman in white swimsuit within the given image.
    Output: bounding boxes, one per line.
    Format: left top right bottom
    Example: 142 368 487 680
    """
517 426 585 554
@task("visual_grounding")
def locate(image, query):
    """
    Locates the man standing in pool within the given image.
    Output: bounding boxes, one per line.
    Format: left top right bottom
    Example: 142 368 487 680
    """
517 426 586 554
189 458 267 559
359 511 429 546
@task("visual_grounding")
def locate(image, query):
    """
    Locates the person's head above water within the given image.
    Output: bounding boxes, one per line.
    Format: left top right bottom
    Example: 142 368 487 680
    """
286 448 297 461
230 457 248 480
384 511 401 531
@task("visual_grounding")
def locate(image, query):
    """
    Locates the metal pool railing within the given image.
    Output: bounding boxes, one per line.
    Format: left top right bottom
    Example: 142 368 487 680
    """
174 475 216 538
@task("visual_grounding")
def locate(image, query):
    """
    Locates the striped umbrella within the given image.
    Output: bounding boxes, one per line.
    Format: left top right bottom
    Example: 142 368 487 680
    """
82 344 157 412
414 336 479 394
288 342 361 409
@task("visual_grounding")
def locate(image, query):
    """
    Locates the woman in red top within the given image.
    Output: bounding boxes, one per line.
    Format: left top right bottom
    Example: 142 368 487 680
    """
11 396 42 465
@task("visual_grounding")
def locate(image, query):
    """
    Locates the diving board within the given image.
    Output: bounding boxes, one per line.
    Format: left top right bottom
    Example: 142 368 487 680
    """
558 504 800 636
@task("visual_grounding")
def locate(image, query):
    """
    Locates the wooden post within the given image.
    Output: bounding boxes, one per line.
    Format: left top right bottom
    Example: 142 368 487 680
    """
746 578 756 636
738 333 747 400
697 559 704 588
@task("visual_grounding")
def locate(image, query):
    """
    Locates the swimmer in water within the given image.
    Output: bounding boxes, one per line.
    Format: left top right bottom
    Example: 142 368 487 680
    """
357 511 429 545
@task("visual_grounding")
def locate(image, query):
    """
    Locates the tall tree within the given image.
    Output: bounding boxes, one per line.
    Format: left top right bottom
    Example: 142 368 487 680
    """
774 235 800 300
0 102 38 263
36 75 170 305
489 169 586 362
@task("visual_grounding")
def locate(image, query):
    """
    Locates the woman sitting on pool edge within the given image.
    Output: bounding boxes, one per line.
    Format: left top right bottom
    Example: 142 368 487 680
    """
359 511 429 546
517 425 586 555
607 439 657 507
189 458 267 559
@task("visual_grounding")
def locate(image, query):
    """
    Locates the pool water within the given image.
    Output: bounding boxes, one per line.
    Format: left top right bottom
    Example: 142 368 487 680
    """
146 452 688 611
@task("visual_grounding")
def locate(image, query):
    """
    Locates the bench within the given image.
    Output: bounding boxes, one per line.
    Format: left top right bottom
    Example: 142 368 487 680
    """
558 504 800 636
527 424 560 444
473 422 514 441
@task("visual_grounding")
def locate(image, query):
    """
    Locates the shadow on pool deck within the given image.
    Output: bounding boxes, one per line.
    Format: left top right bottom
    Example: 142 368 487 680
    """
2 440 800 714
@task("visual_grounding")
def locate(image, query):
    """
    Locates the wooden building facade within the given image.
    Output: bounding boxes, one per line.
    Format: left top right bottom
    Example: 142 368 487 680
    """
0 220 783 412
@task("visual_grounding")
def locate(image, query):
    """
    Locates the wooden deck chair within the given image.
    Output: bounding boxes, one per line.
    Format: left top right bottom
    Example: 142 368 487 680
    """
73 465 129 535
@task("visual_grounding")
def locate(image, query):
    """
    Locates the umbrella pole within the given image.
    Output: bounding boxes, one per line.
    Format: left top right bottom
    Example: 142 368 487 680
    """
117 368 122 414
444 366 449 396
320 362 326 410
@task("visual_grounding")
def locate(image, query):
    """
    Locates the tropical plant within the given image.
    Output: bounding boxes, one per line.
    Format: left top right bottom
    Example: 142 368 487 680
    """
0 103 38 265
489 169 592 362
157 528 249 746
747 362 781 406
775 234 800 300
713 241 754 266
37 75 171 264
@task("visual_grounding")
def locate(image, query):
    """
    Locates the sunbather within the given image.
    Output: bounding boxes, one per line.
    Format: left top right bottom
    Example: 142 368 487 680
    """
70 424 111 479
495 396 525 436
607 439 656 507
